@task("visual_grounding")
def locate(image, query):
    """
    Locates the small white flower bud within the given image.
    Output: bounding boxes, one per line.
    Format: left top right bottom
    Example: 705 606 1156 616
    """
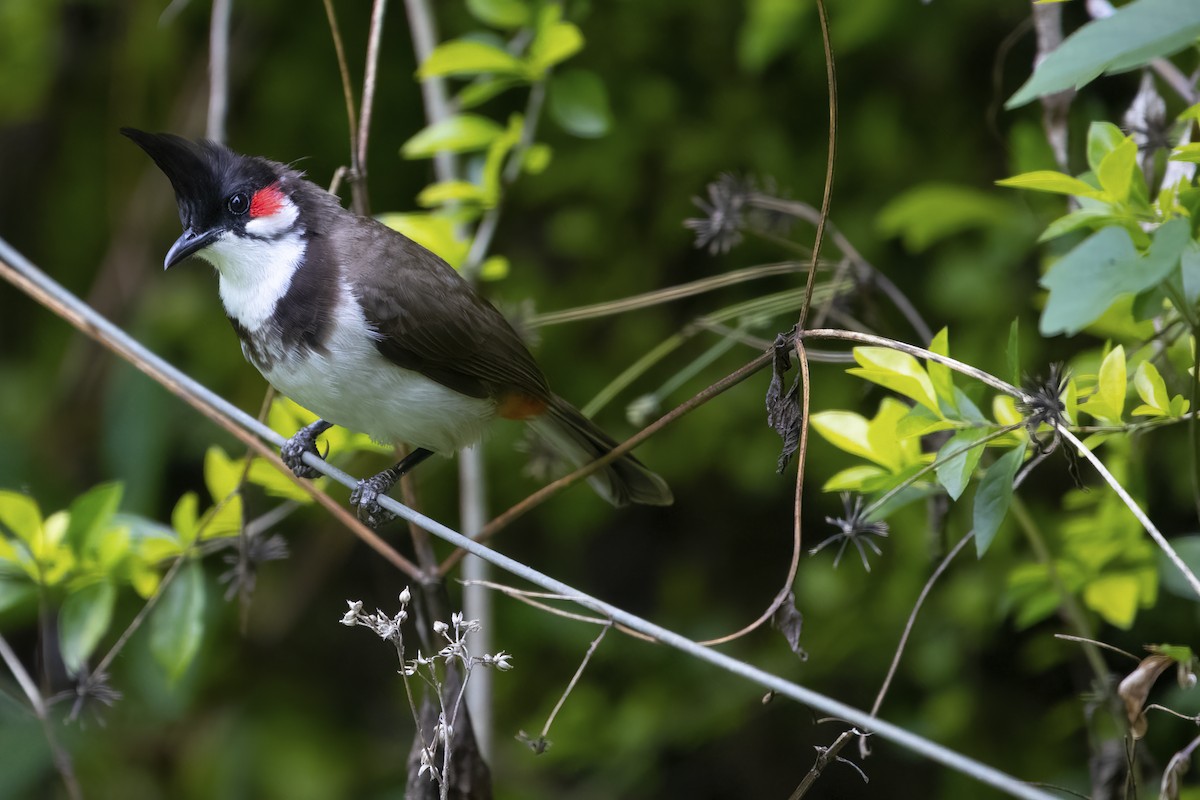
340 600 363 626
399 587 412 605
432 620 449 636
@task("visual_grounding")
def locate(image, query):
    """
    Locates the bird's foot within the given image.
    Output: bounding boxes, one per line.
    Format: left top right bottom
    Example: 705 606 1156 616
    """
350 470 400 528
280 420 332 479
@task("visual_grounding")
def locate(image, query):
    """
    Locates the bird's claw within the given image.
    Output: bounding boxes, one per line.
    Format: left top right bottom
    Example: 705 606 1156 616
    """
350 474 398 528
281 429 326 479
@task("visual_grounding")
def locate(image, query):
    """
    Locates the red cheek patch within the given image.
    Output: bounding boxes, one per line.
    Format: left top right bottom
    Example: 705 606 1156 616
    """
250 184 285 218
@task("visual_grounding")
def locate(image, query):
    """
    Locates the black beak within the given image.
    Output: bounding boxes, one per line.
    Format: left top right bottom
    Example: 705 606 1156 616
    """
164 226 221 269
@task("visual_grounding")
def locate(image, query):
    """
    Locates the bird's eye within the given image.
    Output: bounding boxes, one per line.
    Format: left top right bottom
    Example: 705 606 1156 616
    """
227 192 250 215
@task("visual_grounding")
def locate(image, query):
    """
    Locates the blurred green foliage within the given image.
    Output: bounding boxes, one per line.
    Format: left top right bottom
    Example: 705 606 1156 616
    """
3 0 1200 799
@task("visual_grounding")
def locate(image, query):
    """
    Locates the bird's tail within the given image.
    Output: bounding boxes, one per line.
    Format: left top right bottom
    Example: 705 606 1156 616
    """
527 395 673 507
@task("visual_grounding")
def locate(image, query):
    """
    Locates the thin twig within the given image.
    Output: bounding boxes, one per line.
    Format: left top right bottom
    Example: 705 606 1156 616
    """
356 0 389 195
1 633 81 798
206 0 232 143
1053 635 1140 663
531 624 610 747
790 728 866 799
321 0 364 213
796 0 836 331
868 532 973 721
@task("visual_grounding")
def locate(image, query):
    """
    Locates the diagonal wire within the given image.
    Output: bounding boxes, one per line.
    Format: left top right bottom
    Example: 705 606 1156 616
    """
0 236 1055 800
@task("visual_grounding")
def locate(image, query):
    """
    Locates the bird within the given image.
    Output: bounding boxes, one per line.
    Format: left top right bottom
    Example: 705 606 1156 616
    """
122 128 672 526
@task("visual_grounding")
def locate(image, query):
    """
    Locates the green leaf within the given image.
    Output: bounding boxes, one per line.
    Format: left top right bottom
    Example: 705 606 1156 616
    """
1096 137 1138 204
1170 143 1200 163
973 442 1026 557
478 255 510 281
822 465 887 492
1039 218 1190 335
1006 318 1020 387
204 446 243 504
479 113 524 205
995 171 1104 199
548 68 612 138
247 458 317 503
401 114 505 158
1133 360 1170 414
926 327 957 415
1083 573 1143 629
466 0 530 29
0 491 41 545
810 411 875 464
1006 0 1200 109
1037 207 1124 242
1087 121 1127 174
58 580 115 676
417 40 526 79
0 578 35 614
522 142 552 175
416 180 489 208
935 429 989 501
171 491 199 547
528 6 583 74
877 184 1018 251
64 482 122 556
1079 345 1127 422
847 347 939 412
737 0 808 74
196 494 242 541
150 560 205 682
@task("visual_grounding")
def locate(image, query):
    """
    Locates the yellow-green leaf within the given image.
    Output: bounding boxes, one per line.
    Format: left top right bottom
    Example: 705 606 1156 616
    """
378 212 469 267
822 465 887 492
1132 360 1170 413
847 347 939 412
1083 573 1142 629
1079 345 1126 422
417 40 526 79
204 446 244 504
1096 137 1137 203
171 492 199 547
0 491 41 546
996 171 1104 199
401 114 505 158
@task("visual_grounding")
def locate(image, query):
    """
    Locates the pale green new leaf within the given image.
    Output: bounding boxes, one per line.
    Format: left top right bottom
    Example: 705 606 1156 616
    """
1083 572 1144 629
0 491 41 546
847 347 939 412
204 446 244 504
401 114 504 158
528 11 583 74
1087 121 1127 174
926 327 957 415
995 171 1104 199
1096 137 1138 204
417 40 526 79
171 491 199 547
822 465 887 492
1079 345 1126 422
417 180 490 208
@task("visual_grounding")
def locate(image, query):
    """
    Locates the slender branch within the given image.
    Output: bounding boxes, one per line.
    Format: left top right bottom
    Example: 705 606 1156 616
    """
790 728 866 799
1054 425 1200 599
356 0 389 190
206 0 232 143
321 0 364 213
869 532 973 721
0 239 1060 800
796 0 837 330
531 624 610 747
0 633 82 799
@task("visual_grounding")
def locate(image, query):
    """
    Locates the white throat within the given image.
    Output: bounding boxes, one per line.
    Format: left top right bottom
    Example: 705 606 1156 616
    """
201 227 307 331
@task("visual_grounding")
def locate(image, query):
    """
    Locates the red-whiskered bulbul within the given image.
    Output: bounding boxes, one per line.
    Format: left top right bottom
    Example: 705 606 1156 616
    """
122 128 672 525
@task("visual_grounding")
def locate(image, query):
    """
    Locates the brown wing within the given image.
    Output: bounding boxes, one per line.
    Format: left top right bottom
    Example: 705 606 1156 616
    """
335 214 551 403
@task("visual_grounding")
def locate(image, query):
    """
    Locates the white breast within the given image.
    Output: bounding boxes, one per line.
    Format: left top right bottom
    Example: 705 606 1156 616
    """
260 283 498 454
